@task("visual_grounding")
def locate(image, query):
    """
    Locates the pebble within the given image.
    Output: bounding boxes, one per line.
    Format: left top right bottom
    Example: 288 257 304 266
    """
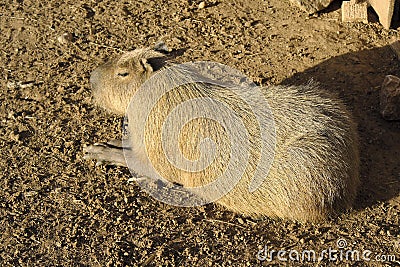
380 75 400 121
57 32 74 44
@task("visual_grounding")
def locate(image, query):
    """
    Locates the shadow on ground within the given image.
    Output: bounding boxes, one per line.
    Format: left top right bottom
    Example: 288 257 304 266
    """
281 45 400 210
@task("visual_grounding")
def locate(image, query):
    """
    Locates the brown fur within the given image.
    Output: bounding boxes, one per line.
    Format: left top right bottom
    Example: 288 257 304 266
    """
88 46 360 222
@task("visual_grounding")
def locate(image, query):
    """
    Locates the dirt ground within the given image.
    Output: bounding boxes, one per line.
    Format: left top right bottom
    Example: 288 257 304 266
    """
1 0 400 266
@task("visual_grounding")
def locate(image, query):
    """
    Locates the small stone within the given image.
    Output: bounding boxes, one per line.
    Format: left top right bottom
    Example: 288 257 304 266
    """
7 81 16 89
24 191 38 197
198 1 206 9
57 32 74 44
380 75 400 120
172 37 182 43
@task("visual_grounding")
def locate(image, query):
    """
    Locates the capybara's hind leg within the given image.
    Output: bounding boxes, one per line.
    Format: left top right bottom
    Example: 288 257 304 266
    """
83 140 127 167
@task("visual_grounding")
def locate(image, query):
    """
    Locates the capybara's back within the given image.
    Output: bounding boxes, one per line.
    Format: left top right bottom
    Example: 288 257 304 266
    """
87 46 360 222
222 83 360 221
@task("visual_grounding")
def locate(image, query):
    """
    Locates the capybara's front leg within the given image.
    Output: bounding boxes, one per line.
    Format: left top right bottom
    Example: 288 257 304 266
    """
83 140 127 167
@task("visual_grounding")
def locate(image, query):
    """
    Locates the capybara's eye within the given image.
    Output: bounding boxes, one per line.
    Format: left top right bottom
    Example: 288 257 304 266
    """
117 72 129 77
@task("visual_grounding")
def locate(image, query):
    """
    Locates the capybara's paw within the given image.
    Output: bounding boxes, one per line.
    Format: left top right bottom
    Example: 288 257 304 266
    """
83 140 127 167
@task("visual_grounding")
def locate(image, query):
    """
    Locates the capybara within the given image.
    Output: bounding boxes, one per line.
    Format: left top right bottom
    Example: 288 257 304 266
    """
84 44 360 222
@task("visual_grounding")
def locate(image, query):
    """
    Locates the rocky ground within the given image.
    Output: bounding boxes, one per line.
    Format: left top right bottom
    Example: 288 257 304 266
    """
1 0 399 266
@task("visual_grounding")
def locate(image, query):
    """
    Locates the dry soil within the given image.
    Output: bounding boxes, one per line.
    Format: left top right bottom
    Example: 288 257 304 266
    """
1 0 400 266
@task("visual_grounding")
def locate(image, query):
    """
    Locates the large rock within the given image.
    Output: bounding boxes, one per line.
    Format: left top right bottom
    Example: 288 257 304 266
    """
380 75 400 121
369 0 396 29
290 0 335 13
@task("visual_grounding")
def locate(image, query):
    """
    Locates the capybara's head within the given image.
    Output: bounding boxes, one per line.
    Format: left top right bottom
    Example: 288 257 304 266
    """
90 47 167 115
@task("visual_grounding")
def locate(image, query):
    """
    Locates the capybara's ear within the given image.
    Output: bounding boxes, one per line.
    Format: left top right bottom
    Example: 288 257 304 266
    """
153 41 170 54
140 58 154 75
